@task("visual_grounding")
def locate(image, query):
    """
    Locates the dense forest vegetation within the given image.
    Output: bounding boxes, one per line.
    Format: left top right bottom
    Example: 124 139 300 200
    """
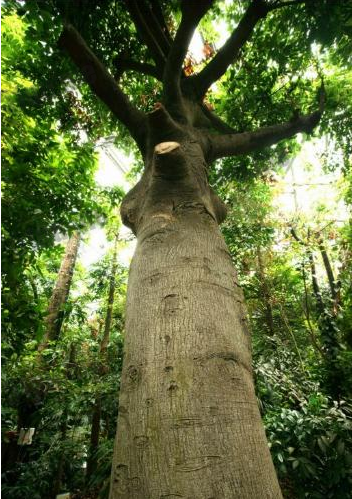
1 1 351 498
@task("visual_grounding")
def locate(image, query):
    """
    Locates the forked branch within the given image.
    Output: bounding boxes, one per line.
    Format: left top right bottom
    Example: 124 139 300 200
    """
125 0 168 68
163 0 213 111
189 0 307 99
58 23 147 151
149 0 174 47
189 0 268 99
113 57 162 81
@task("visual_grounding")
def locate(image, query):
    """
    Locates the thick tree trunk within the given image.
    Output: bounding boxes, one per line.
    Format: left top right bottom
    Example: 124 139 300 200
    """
38 231 80 352
58 11 323 497
109 137 282 498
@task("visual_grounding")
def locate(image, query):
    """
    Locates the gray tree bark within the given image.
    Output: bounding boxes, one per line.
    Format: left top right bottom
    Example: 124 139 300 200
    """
109 133 282 498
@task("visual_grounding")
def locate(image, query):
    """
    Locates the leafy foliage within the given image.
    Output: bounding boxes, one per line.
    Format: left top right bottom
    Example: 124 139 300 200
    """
1 13 106 356
223 164 352 498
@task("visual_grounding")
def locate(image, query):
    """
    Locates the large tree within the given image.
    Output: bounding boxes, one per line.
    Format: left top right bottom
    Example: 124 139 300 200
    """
8 0 350 497
57 1 344 498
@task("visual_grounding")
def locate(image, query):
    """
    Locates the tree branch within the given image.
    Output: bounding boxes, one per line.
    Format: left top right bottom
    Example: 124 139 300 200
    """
149 0 174 47
200 104 237 133
188 0 307 99
317 237 338 301
58 23 146 151
125 0 168 68
130 0 173 63
113 57 162 81
189 0 268 99
290 227 304 244
163 0 213 115
207 110 321 160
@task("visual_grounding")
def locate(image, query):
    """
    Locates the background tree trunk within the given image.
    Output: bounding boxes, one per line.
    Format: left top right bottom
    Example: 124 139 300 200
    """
38 231 80 352
318 238 337 302
101 235 119 355
110 206 282 498
86 235 119 482
257 247 275 336
3 234 81 474
51 343 77 499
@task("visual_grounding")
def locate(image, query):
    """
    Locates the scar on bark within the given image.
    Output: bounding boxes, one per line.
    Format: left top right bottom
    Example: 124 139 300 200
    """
153 141 188 179
155 141 180 154
153 140 227 223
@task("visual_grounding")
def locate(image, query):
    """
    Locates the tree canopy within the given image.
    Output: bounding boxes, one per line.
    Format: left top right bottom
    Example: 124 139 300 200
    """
4 1 352 164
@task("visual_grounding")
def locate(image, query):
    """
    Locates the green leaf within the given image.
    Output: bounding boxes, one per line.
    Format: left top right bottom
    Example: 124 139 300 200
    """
292 460 300 470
